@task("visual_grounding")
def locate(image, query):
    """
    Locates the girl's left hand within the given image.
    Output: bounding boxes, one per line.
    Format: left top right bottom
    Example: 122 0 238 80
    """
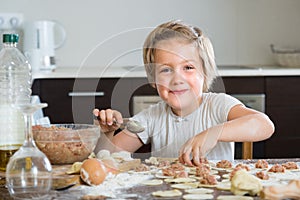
178 125 224 166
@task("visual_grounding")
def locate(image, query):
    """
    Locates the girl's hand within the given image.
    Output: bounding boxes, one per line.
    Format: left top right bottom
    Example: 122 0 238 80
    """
178 124 224 166
93 108 123 134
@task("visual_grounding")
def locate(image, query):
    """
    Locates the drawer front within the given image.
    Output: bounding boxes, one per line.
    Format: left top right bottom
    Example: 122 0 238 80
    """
211 77 265 94
72 78 120 123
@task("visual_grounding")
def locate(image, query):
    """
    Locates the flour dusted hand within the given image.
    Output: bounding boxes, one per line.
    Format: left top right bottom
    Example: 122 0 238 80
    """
178 124 223 166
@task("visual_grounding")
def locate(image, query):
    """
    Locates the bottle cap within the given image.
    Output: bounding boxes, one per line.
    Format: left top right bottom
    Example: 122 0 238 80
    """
3 34 19 43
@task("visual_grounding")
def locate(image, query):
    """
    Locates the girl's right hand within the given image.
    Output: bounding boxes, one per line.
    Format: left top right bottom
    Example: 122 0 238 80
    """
93 108 124 134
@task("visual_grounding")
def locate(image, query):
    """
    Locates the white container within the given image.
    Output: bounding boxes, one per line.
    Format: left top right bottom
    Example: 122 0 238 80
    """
23 20 66 72
271 44 300 68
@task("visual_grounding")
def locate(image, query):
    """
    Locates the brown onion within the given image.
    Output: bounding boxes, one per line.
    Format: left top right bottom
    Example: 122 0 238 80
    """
80 158 107 186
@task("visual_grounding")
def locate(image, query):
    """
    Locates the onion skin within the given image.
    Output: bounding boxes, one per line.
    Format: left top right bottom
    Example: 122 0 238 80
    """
80 158 107 186
101 158 120 174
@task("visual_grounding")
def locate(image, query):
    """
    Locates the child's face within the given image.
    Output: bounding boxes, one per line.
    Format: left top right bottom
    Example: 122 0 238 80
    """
154 38 204 116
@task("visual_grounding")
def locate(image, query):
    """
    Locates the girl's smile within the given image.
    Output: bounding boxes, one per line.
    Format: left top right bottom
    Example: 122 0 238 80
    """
170 89 189 96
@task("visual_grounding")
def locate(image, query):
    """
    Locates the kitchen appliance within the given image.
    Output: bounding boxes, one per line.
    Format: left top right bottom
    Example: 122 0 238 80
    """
23 20 66 72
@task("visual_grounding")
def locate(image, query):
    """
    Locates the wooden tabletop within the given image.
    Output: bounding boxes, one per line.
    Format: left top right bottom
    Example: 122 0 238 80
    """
1 158 300 200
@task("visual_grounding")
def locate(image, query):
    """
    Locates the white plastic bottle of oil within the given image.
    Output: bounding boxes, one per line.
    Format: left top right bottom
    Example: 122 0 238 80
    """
0 34 32 171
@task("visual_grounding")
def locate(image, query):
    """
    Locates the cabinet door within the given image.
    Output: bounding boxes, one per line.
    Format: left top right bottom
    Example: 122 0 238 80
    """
71 78 121 123
32 79 74 123
265 76 300 158
32 78 120 124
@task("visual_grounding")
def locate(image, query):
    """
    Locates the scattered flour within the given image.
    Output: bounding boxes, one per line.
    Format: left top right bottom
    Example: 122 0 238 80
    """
77 172 154 198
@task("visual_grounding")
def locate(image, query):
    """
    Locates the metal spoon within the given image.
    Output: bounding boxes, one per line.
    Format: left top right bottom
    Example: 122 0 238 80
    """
116 118 145 133
94 116 145 133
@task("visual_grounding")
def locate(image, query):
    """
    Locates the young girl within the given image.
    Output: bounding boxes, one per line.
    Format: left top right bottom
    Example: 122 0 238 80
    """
93 20 274 166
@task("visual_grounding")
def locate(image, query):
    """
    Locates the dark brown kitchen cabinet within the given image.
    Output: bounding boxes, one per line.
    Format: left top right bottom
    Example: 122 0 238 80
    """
32 78 118 124
264 77 300 158
211 76 265 94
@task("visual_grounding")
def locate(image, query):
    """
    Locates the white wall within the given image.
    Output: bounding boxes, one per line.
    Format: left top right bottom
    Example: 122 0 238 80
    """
1 0 300 68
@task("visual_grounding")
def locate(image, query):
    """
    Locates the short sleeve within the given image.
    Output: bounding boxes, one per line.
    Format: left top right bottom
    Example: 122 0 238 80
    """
209 93 243 122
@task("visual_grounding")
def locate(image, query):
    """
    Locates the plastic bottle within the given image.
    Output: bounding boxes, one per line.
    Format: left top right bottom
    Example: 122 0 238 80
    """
0 34 32 171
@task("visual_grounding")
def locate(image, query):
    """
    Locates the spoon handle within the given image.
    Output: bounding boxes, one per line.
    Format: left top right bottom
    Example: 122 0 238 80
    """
93 116 131 128
94 116 144 133
115 118 128 129
93 115 128 125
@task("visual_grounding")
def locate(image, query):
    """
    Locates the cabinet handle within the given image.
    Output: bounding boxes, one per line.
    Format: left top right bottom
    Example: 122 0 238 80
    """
68 92 105 97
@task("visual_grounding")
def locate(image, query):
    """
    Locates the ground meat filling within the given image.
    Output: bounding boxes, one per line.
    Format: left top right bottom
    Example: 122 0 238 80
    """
170 163 185 171
216 160 232 168
32 125 93 164
282 162 299 170
268 164 286 173
255 159 269 169
235 163 250 171
157 160 171 168
200 174 217 185
195 164 211 177
256 171 270 180
162 162 188 178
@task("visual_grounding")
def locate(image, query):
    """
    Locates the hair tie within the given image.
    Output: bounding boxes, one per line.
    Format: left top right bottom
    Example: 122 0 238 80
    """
197 34 203 46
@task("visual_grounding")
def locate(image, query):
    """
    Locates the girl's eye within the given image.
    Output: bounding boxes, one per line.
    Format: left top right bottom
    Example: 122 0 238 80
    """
184 65 195 70
159 67 171 73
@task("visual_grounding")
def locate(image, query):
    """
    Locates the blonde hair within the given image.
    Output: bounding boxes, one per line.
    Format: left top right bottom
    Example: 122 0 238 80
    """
143 20 217 92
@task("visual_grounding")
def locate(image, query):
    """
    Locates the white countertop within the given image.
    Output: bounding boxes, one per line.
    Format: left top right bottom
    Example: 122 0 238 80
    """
32 65 300 80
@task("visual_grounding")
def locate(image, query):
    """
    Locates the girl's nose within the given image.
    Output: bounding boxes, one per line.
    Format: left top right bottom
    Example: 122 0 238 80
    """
171 69 185 84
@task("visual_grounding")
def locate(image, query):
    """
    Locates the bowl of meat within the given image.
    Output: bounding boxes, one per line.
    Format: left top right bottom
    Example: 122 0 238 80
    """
32 124 100 164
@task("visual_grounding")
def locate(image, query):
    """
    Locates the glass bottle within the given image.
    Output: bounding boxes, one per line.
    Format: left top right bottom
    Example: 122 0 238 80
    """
0 34 32 171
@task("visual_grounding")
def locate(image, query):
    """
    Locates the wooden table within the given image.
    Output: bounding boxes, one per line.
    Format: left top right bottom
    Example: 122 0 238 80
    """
1 158 300 200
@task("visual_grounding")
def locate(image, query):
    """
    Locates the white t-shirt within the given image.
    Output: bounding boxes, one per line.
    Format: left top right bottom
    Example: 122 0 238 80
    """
132 92 242 161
